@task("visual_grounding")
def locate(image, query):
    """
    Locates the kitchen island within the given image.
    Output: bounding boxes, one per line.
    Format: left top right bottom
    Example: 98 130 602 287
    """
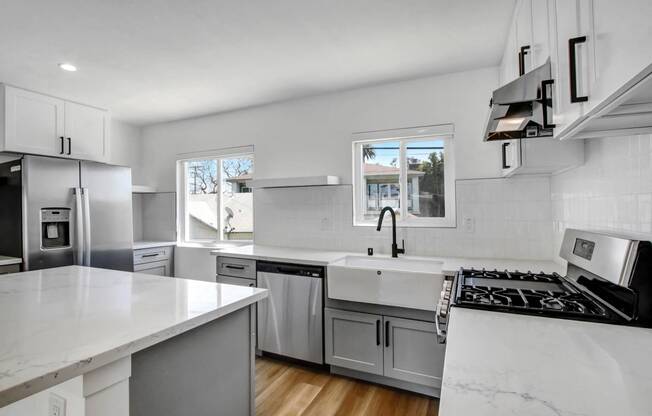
0 265 267 415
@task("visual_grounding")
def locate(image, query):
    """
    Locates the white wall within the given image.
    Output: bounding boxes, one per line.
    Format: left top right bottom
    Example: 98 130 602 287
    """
551 134 652 257
137 66 562 279
109 119 143 183
255 177 554 260
140 66 503 192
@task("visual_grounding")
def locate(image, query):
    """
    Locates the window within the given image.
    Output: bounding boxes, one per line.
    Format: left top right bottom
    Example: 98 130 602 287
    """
177 151 254 243
353 125 455 227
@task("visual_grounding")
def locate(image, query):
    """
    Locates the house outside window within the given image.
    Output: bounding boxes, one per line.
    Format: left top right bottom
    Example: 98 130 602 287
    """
353 125 455 227
177 149 254 243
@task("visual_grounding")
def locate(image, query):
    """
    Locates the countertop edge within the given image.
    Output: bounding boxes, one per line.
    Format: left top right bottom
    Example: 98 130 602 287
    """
210 246 565 275
0 289 267 407
133 241 177 250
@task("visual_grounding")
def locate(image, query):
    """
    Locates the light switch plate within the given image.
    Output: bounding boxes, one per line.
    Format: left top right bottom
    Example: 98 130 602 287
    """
49 393 66 416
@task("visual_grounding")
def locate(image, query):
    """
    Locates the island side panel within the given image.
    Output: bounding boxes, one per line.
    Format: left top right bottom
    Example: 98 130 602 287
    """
130 306 254 416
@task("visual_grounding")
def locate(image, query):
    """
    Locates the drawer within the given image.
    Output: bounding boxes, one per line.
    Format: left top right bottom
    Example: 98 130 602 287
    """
216 274 256 287
134 260 170 277
216 256 256 279
133 246 172 265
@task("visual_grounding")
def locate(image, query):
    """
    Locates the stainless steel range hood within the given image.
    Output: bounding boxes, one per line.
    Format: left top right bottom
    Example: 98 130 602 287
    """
484 60 555 141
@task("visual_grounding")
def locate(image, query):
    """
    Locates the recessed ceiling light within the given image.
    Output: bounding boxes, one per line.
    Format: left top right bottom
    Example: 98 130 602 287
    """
58 63 77 72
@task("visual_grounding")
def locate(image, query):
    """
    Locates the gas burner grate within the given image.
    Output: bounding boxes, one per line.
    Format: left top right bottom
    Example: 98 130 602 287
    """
461 268 560 282
457 283 610 318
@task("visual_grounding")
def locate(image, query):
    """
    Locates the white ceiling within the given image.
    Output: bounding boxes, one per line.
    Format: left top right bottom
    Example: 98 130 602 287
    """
0 0 515 125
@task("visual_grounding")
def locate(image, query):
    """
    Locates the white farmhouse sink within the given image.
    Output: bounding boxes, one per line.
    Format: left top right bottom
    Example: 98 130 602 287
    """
327 255 444 311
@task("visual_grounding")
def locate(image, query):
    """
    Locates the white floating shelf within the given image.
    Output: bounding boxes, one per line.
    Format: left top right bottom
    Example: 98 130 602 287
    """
132 185 158 193
247 175 341 189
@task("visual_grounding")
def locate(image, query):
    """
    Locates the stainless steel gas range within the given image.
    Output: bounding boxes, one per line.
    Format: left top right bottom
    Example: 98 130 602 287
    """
436 229 652 342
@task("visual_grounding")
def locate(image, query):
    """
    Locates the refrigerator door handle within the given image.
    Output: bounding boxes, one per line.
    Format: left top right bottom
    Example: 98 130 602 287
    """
74 188 84 265
82 188 92 266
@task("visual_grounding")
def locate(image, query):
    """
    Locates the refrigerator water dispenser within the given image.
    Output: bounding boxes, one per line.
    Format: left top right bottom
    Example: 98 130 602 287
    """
40 208 71 249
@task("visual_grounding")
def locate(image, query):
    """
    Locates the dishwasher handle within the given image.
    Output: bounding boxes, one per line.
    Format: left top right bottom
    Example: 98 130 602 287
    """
257 261 324 278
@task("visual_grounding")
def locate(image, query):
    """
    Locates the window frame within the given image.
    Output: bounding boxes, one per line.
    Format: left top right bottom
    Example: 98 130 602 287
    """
352 125 456 228
176 148 254 245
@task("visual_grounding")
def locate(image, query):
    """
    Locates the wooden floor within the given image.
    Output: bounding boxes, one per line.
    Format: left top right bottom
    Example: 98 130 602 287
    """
255 356 439 416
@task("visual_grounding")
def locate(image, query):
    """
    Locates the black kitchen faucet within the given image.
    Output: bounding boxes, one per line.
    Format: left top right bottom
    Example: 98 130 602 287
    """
376 206 405 258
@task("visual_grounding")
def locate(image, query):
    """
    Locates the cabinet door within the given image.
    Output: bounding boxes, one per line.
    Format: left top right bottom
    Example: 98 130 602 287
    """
324 308 383 375
550 0 595 132
515 0 534 74
383 317 445 388
134 260 170 276
500 139 521 177
499 23 519 85
531 0 551 68
591 0 652 106
64 101 109 162
3 86 64 156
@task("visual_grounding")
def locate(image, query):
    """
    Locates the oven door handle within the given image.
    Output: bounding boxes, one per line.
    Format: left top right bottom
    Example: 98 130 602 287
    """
435 301 447 344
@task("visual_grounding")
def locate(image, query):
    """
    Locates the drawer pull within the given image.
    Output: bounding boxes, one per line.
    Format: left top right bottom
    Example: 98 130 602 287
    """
225 265 246 270
141 253 159 258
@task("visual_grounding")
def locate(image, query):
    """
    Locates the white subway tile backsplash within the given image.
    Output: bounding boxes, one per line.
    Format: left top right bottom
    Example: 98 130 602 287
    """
551 134 652 254
254 176 554 260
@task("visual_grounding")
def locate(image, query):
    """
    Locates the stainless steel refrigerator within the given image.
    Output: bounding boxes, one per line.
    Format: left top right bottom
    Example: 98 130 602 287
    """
0 155 133 272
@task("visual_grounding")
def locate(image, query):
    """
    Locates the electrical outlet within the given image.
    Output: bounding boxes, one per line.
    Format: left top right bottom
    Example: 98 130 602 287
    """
48 393 66 416
462 216 475 233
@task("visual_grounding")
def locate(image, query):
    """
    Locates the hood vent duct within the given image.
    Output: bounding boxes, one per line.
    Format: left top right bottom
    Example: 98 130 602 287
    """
484 59 555 141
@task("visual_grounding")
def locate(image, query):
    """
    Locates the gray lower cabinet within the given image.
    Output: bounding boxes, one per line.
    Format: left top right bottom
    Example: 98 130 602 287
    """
325 307 445 389
325 308 383 375
133 245 174 276
383 317 445 388
134 260 170 276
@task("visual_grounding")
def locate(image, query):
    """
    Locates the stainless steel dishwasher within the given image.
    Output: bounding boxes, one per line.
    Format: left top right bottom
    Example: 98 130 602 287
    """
256 261 324 364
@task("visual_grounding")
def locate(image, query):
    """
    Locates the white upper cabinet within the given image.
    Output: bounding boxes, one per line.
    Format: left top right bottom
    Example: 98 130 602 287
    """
550 0 595 134
530 0 552 68
3 86 65 157
499 0 552 84
499 23 519 85
1 84 110 162
515 0 534 75
591 0 652 108
499 0 652 140
64 101 109 162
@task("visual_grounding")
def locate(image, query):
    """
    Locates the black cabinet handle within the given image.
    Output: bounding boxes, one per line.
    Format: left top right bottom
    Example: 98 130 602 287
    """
141 253 159 258
541 79 556 129
569 36 588 103
502 142 511 169
59 137 65 154
225 264 245 270
66 137 72 155
385 320 390 347
518 45 530 76
376 320 381 346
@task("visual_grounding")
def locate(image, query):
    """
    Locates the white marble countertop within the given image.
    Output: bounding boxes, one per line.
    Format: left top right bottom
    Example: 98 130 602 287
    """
0 256 21 266
210 244 352 266
0 265 267 407
133 240 177 250
210 244 565 275
440 307 652 416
